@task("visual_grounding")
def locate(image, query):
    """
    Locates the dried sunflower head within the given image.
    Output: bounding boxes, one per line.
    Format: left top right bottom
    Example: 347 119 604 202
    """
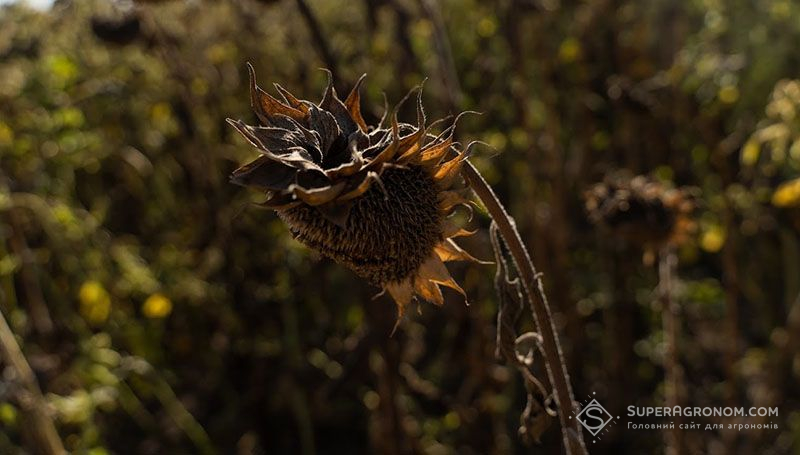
584 174 696 251
228 64 481 319
90 12 142 46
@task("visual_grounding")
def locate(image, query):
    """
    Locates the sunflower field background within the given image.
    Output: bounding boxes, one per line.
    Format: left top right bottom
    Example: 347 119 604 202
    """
1 0 800 454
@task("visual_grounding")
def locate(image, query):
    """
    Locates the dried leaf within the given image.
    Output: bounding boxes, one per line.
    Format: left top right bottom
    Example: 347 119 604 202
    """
247 63 307 124
434 239 492 264
319 69 358 135
344 73 368 132
417 255 466 301
292 182 346 206
273 83 309 113
230 155 297 190
385 280 414 320
414 276 444 306
417 136 454 166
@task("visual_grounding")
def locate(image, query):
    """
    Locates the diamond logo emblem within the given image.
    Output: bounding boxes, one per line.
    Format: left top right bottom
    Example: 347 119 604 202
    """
576 399 614 436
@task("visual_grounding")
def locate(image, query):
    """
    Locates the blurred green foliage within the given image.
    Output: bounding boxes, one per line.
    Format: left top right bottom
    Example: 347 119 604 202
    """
0 0 799 453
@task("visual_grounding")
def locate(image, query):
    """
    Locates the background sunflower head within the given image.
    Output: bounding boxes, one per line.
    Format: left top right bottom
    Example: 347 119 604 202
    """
584 173 697 251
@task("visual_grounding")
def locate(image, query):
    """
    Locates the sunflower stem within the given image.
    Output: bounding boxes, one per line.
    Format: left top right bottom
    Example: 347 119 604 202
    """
659 245 683 455
462 161 587 454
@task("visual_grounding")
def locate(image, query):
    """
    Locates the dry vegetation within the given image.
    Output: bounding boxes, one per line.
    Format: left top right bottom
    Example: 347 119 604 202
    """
1 0 800 453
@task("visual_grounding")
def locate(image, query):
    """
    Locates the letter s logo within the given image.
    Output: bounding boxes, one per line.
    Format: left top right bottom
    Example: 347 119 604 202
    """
582 405 606 431
576 399 612 436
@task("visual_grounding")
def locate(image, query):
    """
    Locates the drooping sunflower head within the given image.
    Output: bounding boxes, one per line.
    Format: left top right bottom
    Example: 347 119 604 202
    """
584 174 696 251
228 64 481 319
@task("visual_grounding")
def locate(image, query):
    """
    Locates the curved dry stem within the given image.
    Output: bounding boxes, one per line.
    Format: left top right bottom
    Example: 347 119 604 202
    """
462 160 587 454
0 308 65 454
